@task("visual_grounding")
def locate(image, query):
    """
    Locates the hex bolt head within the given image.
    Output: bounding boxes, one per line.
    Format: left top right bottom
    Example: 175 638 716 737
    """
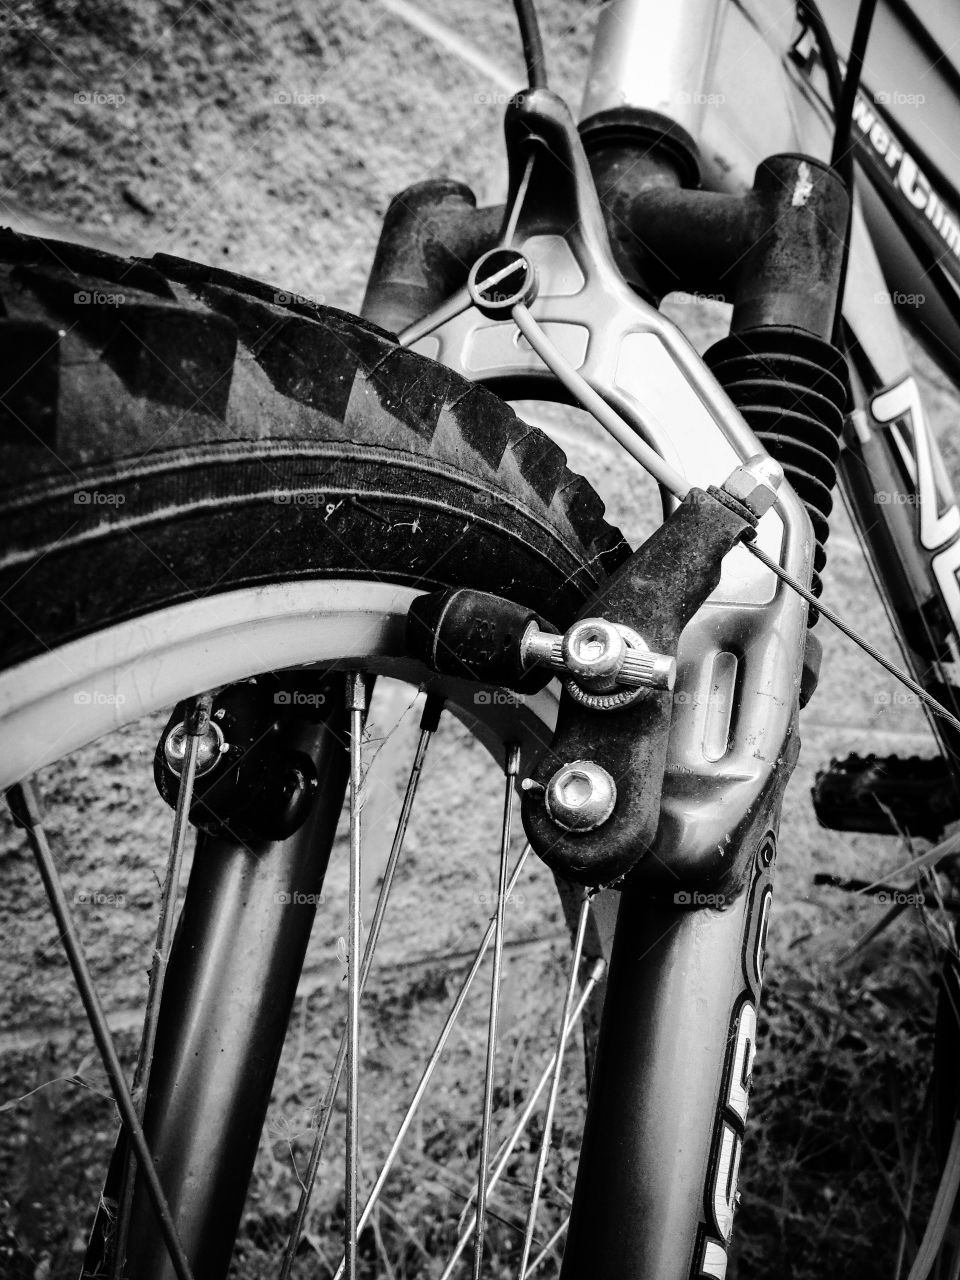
722 453 784 519
544 760 617 831
562 618 626 691
163 720 225 777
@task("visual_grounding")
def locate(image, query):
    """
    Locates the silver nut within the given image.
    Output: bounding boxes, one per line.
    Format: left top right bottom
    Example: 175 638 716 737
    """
722 453 784 519
545 760 617 831
562 618 626 691
163 720 225 777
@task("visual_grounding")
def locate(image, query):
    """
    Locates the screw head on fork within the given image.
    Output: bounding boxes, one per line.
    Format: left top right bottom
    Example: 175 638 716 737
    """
162 719 225 777
545 760 617 831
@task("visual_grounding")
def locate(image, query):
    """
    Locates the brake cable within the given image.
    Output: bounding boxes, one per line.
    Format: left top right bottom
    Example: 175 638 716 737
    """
509 298 960 740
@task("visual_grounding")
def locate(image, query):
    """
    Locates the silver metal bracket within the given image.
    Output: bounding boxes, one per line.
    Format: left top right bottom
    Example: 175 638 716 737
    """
410 88 815 884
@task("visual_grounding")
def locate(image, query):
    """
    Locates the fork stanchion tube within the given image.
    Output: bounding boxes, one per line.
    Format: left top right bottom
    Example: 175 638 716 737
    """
579 0 724 131
559 837 774 1280
124 694 350 1280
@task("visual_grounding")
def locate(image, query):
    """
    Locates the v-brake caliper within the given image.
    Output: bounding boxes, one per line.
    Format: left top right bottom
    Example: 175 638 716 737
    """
397 89 825 891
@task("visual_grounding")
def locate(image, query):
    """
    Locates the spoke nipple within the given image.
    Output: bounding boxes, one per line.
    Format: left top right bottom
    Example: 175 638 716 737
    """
346 671 366 712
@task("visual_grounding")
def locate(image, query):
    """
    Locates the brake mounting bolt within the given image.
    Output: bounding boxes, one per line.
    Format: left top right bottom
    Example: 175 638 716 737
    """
163 720 226 777
545 760 617 832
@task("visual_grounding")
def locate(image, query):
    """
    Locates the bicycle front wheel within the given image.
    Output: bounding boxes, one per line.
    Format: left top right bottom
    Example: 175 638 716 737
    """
0 231 627 1278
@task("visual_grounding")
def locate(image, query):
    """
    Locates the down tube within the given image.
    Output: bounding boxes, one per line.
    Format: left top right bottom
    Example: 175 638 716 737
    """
560 837 773 1280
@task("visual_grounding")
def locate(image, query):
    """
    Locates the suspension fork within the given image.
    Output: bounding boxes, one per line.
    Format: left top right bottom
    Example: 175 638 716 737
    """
561 825 778 1280
89 684 351 1280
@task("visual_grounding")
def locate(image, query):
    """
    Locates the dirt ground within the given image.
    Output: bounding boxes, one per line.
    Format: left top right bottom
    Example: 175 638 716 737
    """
1 2 956 1278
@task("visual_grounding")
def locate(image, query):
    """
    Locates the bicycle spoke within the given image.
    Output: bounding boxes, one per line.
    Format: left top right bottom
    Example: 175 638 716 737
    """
472 744 522 1280
345 672 366 1280
5 778 196 1280
516 890 590 1276
439 958 605 1280
278 695 444 1280
112 693 212 1279
523 1216 569 1278
331 841 533 1280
